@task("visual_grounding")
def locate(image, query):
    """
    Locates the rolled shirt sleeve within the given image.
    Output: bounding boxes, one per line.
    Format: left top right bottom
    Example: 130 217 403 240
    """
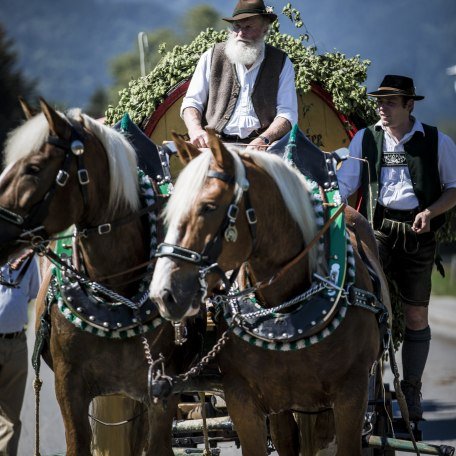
275 56 298 126
180 49 212 117
336 128 363 201
438 131 456 190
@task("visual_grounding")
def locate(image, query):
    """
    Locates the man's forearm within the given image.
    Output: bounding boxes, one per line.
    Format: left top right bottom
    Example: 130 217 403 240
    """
261 116 292 142
426 187 456 218
182 107 209 147
412 187 456 233
183 107 203 132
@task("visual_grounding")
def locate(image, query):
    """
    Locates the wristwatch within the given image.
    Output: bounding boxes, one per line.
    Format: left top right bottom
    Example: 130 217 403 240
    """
258 135 270 145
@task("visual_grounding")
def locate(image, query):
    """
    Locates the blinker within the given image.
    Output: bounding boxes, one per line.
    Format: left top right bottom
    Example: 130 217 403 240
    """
71 140 84 155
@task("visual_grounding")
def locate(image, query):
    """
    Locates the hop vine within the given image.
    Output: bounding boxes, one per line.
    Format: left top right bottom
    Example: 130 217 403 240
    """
105 7 376 127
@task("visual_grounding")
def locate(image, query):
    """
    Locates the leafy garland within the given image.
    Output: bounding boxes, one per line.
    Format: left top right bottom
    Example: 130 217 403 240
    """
105 3 377 128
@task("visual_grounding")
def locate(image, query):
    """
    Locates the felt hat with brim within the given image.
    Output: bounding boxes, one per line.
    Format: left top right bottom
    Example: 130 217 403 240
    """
223 0 277 23
367 74 424 100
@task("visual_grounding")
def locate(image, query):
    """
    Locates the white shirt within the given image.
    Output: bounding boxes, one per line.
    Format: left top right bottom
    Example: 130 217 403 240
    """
337 119 456 210
0 256 40 333
181 45 298 139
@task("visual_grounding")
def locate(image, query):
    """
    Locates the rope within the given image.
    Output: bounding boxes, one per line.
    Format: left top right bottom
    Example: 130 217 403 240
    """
33 373 42 456
199 392 211 456
388 340 421 455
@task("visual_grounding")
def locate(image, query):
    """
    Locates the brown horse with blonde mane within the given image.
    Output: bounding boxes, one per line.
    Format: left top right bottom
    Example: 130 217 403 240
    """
150 131 391 455
0 99 202 456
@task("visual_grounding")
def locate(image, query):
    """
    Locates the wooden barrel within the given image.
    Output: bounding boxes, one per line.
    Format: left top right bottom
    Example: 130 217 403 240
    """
143 80 357 176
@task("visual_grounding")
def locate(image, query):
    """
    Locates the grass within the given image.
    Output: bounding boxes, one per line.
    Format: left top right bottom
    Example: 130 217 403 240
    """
431 262 456 296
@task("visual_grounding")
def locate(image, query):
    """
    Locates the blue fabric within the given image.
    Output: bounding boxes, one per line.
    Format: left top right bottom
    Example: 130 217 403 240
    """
0 257 40 333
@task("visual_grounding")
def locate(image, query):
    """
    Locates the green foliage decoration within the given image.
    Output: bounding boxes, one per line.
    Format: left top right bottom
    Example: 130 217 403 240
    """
105 3 377 128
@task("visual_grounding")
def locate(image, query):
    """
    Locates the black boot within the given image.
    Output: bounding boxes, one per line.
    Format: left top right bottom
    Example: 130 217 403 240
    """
400 379 423 421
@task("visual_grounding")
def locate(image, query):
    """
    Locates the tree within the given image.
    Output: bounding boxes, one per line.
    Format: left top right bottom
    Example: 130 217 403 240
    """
0 23 36 161
86 87 109 119
101 4 222 108
107 28 180 106
182 4 226 40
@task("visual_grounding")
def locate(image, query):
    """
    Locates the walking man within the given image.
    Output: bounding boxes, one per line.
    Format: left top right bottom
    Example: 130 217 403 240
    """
0 250 40 455
336 74 456 421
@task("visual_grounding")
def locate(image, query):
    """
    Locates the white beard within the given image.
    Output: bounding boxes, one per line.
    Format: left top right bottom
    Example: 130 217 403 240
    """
224 34 264 66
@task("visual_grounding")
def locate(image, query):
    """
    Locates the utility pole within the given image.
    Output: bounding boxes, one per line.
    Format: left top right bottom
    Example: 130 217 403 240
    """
138 32 149 77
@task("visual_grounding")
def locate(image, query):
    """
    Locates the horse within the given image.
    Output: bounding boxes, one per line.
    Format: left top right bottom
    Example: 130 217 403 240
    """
0 99 202 456
149 131 391 455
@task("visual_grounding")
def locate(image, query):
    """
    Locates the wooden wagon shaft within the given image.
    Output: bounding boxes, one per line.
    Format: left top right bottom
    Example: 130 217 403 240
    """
173 448 221 456
173 416 234 434
366 435 455 455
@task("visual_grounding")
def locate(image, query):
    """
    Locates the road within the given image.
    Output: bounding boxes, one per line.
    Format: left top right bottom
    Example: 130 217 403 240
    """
18 296 455 455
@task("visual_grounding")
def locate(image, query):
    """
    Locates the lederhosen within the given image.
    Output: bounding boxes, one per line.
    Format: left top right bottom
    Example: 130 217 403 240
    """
359 124 442 306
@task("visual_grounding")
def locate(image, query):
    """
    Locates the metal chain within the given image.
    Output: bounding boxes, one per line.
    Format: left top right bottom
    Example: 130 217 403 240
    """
227 281 327 321
178 328 232 382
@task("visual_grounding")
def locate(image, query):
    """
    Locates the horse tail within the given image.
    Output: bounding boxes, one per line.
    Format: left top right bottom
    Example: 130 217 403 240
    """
91 395 147 455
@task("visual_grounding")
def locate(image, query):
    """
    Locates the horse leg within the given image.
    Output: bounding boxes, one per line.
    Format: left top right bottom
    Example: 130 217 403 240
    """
224 386 268 456
296 411 337 456
54 370 92 456
333 382 368 456
145 395 179 456
269 411 300 456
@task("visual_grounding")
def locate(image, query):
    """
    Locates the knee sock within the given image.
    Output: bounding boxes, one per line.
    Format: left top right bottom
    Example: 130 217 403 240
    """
402 326 431 384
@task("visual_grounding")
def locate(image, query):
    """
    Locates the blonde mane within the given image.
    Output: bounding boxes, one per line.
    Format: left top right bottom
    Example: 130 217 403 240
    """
164 147 319 271
4 110 140 216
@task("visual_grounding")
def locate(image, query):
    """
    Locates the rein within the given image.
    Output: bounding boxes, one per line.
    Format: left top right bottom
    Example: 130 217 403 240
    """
252 202 346 292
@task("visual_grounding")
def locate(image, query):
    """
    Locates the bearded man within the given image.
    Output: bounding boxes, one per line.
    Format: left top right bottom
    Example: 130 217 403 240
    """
181 0 298 148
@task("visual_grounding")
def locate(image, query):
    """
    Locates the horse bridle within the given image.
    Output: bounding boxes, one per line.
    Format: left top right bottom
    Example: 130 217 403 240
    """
0 117 90 247
155 165 258 292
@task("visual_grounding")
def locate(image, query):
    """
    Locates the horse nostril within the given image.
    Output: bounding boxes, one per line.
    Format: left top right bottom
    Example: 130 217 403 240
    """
162 288 176 308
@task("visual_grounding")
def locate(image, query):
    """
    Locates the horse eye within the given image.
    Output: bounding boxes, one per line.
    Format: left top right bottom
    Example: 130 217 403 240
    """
199 203 217 215
25 164 41 175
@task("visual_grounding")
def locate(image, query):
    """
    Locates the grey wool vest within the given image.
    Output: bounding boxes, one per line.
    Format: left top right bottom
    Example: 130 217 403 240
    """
203 42 287 134
359 123 444 231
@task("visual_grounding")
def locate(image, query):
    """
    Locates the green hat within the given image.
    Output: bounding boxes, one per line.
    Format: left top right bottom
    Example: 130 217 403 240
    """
223 0 277 23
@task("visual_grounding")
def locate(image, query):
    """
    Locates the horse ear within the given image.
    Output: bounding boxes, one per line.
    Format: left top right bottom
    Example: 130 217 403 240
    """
207 128 234 172
39 97 72 140
171 131 201 165
18 96 37 119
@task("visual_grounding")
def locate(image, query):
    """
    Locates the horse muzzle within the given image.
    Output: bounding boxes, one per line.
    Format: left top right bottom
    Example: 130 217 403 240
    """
151 287 200 322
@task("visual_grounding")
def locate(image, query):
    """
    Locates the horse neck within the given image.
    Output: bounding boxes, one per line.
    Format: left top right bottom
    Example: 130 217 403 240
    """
78 217 150 296
73 143 149 296
244 168 313 306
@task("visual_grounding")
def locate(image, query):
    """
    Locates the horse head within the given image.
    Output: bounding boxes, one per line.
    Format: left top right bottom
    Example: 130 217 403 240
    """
0 98 139 262
150 130 319 322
